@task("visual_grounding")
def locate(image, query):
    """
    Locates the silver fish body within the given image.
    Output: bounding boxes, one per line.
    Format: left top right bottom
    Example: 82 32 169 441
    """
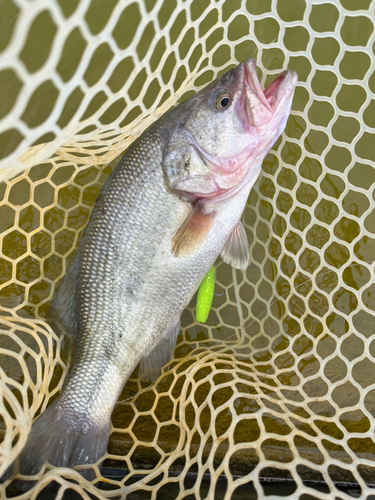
17 59 297 475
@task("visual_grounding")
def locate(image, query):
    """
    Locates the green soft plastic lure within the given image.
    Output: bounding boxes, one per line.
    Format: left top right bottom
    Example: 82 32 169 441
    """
196 266 215 323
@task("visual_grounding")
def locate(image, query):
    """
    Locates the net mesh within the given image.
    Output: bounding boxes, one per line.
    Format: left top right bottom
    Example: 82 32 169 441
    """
1 0 375 498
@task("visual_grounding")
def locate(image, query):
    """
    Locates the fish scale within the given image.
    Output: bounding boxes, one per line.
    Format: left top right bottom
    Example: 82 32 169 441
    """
11 58 296 479
54 123 220 437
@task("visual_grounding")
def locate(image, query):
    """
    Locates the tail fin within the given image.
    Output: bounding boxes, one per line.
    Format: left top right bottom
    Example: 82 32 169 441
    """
18 401 109 477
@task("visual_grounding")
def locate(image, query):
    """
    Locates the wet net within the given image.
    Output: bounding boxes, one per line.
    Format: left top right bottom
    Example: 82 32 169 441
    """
1 0 375 498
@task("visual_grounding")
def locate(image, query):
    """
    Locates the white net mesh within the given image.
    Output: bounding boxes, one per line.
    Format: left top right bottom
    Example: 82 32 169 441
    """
1 0 375 498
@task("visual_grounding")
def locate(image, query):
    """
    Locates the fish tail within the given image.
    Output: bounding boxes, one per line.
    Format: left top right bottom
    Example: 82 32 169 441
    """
18 400 109 478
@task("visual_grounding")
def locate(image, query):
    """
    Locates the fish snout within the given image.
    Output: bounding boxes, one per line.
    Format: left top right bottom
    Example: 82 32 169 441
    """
243 58 274 127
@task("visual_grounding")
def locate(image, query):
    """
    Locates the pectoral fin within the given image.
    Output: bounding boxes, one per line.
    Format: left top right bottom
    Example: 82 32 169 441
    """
139 317 181 382
172 204 215 258
220 221 249 270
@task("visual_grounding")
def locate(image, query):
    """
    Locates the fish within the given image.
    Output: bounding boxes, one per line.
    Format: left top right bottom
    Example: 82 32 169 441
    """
15 58 297 477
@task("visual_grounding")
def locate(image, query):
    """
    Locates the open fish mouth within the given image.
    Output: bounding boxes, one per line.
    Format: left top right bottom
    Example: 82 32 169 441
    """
264 70 290 107
264 69 298 110
242 58 297 127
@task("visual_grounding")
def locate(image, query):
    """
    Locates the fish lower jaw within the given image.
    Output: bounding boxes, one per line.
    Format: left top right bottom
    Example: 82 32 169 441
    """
203 158 263 209
173 153 261 202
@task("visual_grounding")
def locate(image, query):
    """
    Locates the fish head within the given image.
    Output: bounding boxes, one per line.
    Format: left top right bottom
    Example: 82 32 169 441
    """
162 58 297 198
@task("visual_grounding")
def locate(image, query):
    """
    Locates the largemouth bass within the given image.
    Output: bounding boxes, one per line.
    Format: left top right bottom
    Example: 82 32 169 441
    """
17 58 297 476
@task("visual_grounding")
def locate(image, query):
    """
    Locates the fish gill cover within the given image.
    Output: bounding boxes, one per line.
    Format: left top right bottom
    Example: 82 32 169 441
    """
0 0 375 499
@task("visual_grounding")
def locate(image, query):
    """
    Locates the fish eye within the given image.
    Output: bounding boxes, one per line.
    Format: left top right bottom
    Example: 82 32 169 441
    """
215 93 231 110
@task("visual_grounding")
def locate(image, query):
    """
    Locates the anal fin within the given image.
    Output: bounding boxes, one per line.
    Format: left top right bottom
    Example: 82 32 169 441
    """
220 221 249 270
139 317 181 382
172 204 215 258
47 255 79 361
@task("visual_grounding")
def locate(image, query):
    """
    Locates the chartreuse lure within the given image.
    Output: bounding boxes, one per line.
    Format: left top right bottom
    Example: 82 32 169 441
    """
196 266 215 323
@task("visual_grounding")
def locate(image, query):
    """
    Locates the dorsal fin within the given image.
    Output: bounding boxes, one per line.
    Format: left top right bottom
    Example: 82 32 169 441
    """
139 317 181 382
220 221 249 270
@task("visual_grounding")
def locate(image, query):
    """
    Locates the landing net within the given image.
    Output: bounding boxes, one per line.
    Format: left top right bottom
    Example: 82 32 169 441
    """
1 0 375 498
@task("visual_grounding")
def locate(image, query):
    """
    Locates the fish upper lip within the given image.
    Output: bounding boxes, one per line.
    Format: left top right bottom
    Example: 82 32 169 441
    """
244 58 297 110
244 59 273 112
